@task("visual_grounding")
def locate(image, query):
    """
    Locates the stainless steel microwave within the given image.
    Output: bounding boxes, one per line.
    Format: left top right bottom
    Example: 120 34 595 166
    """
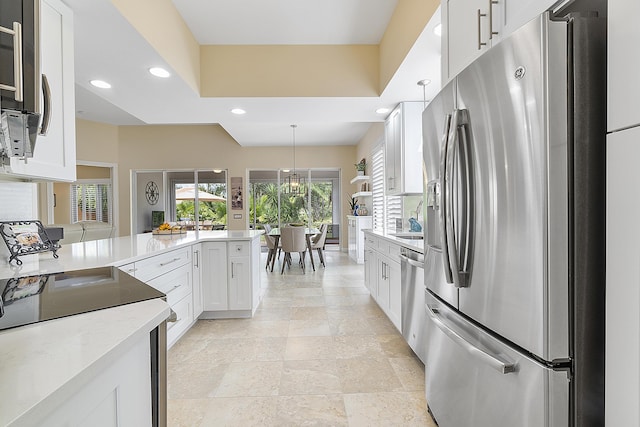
0 0 46 160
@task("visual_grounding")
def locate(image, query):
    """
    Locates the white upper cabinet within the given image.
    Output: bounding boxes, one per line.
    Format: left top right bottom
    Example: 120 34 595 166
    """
442 0 558 82
6 0 76 181
608 0 640 132
384 102 423 196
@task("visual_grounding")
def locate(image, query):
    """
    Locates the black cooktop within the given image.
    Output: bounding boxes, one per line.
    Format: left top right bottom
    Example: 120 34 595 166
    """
0 267 165 332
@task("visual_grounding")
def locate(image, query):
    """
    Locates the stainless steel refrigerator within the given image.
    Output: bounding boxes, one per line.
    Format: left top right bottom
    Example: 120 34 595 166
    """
422 10 605 427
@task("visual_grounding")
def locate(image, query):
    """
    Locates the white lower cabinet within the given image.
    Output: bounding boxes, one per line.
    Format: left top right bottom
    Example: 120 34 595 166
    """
117 246 194 348
363 232 402 332
200 240 262 318
44 336 152 426
191 244 204 318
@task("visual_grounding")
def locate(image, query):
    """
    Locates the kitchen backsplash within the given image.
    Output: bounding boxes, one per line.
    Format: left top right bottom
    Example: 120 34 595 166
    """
0 182 39 263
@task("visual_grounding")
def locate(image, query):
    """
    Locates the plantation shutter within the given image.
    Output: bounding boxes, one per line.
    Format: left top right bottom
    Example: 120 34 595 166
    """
71 183 112 223
371 144 385 232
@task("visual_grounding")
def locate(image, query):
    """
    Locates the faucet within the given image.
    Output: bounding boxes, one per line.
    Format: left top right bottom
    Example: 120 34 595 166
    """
414 200 423 220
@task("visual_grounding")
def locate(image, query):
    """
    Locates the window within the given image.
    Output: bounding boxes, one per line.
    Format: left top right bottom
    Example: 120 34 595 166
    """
71 181 112 223
371 144 385 231
372 141 402 232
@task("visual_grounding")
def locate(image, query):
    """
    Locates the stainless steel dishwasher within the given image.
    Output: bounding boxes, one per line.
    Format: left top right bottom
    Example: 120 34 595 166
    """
400 246 427 363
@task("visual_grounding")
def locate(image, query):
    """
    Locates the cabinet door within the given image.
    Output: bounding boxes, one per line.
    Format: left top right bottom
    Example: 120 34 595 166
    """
446 0 488 80
376 257 390 310
229 256 252 310
606 128 640 427
384 107 401 193
608 0 640 131
364 248 377 296
387 257 402 332
201 242 228 311
191 243 203 319
9 0 76 181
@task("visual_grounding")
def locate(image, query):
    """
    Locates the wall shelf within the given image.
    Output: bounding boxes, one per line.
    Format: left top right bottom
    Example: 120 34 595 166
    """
350 175 370 184
352 191 372 198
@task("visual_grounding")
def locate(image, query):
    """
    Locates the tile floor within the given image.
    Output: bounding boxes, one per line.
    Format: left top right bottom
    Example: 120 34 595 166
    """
167 247 437 426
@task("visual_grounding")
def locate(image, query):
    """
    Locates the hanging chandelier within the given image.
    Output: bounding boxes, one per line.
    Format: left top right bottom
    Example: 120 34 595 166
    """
284 124 305 195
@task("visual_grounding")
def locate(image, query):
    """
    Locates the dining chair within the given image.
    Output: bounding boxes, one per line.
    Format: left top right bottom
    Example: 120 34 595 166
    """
263 224 277 271
310 224 329 268
279 226 307 274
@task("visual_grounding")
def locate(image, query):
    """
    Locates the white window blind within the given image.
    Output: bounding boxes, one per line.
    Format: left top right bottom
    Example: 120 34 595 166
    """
371 144 385 231
71 182 112 223
385 194 402 232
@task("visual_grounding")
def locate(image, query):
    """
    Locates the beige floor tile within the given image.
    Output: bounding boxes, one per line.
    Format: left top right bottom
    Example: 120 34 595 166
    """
290 306 328 320
289 318 332 337
274 395 349 426
167 250 432 427
389 357 426 391
254 337 288 361
167 398 209 427
284 336 336 360
333 335 386 359
215 361 284 397
200 396 279 427
343 391 436 427
279 359 342 395
336 358 405 393
168 362 229 399
327 316 375 336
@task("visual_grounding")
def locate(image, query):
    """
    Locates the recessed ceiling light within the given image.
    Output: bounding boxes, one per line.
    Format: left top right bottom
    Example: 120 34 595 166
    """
282 169 291 173
434 23 442 37
213 169 223 173
231 108 246 115
417 79 431 86
149 67 170 78
376 108 390 114
90 79 111 89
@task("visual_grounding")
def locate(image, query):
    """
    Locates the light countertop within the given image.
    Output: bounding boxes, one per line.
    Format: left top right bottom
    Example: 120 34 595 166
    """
363 229 425 254
0 298 170 426
0 230 263 280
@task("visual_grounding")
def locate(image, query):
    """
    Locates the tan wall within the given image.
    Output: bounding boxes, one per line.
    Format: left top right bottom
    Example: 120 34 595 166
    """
108 124 356 248
379 0 440 91
201 45 379 97
52 165 111 224
75 119 119 163
111 0 200 93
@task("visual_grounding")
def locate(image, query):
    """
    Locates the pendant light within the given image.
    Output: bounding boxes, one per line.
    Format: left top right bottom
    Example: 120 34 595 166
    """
284 124 305 195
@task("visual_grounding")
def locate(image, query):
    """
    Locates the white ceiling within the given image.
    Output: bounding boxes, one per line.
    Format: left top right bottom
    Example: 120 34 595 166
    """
67 0 442 146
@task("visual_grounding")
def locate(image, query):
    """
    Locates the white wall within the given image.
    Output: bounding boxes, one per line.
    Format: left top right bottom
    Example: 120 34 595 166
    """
0 182 39 264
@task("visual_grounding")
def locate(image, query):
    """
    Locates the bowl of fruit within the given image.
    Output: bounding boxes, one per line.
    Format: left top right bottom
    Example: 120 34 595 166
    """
152 222 186 235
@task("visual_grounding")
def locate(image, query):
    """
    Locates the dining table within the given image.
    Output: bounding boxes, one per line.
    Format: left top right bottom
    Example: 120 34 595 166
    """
268 227 320 272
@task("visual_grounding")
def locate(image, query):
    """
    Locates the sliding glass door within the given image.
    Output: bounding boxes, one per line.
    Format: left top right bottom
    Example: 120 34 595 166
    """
249 169 340 244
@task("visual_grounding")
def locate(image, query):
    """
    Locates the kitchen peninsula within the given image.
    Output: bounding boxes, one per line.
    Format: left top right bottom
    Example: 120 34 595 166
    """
0 230 263 426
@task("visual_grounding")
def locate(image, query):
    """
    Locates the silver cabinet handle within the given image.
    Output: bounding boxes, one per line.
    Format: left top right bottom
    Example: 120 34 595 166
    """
231 262 234 278
39 74 51 136
167 284 181 293
0 22 23 101
477 9 487 50
159 257 180 267
194 250 199 268
426 304 515 374
126 267 137 273
488 0 499 40
167 309 178 323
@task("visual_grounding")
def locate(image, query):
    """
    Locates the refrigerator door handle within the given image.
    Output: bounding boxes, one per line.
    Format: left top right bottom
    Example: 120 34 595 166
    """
439 113 454 284
426 303 515 374
444 109 473 288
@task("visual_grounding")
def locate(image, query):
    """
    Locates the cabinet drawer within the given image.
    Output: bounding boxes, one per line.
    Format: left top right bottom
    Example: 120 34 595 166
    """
364 234 378 250
228 241 250 257
167 294 193 348
135 247 191 282
118 262 137 277
147 263 192 306
378 239 401 259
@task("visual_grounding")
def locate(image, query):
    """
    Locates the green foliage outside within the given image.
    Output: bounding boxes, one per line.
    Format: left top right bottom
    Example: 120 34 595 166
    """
249 181 334 228
175 184 227 224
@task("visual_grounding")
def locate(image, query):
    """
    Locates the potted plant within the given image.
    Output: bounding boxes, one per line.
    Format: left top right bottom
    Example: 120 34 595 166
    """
354 158 366 176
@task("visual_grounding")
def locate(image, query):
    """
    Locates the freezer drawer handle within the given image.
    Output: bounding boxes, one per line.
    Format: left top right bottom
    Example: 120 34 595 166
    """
426 304 516 374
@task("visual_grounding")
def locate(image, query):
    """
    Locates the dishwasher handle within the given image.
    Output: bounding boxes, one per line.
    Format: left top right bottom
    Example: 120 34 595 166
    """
399 253 424 269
